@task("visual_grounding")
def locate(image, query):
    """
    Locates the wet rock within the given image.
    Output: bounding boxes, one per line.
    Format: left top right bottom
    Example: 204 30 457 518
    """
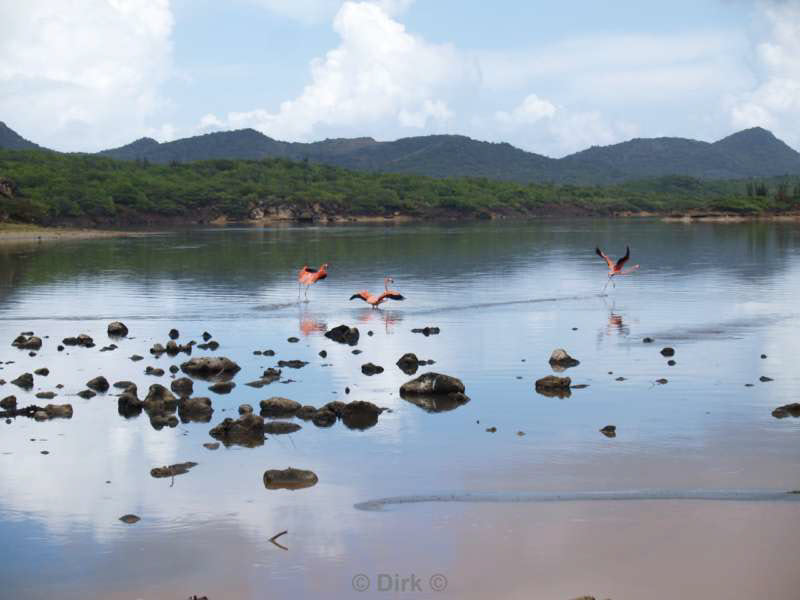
322 401 346 417
295 405 318 420
400 372 465 396
62 334 94 348
655 378 668 385
0 395 16 410
34 368 49 376
57 345 64 352
85 376 109 393
660 347 675 357
263 349 275 356
130 354 144 362
615 376 626 381
77 389 96 399
178 396 214 423
259 397 301 417
239 404 253 415
411 326 440 336
600 425 617 438
318 350 327 358
396 353 420 375
667 360 676 366
181 356 240 379
759 376 773 382
324 324 360 346
100 344 117 352
341 400 384 430
351 349 362 355
107 321 129 337
263 467 318 490
150 461 197 478
311 409 336 427
203 442 220 450
144 384 177 406
277 360 308 369
202 331 212 341
486 426 497 433
549 348 580 370
145 366 165 377
772 403 800 419
44 404 72 419
246 368 282 388
12 335 42 350
361 362 384 376
208 381 235 394
119 514 140 524
35 391 56 399
169 365 179 374
171 377 194 396
33 410 48 421
761 354 767 359
534 375 572 398
264 421 302 434
117 387 143 417
209 413 266 447
404 392 470 413
11 373 33 390
571 384 589 389
643 337 654 343
287 337 299 343
168 328 179 340
150 343 166 355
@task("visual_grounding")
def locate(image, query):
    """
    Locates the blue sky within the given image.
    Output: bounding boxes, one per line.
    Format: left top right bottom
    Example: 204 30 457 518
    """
2 1 799 156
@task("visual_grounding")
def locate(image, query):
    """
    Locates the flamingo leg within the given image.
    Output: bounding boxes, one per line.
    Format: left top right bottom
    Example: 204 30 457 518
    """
601 275 612 294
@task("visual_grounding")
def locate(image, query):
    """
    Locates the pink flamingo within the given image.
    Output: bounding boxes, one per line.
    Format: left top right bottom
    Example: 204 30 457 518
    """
350 276 405 308
596 246 639 292
297 263 329 299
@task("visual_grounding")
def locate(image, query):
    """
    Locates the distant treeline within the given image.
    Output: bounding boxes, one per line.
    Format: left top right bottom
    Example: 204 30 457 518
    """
1 149 799 225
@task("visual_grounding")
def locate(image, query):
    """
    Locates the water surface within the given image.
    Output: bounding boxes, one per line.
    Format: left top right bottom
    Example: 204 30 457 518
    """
1 220 799 599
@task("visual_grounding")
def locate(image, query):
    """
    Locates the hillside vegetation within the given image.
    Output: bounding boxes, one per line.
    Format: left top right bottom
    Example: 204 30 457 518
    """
1 149 800 226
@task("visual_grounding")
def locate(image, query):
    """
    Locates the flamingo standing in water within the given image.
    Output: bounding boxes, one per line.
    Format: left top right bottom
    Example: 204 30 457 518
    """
596 246 639 292
350 276 405 308
297 263 329 299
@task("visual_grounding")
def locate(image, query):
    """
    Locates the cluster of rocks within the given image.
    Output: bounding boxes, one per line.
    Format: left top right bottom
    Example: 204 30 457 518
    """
12 333 42 351
395 353 435 375
62 334 94 348
117 382 214 429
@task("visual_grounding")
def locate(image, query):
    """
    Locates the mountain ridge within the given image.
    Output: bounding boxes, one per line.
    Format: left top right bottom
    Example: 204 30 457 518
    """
2 121 799 185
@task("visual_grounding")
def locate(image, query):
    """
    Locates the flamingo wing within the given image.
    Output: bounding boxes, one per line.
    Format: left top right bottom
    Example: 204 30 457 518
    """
314 271 327 281
615 246 630 269
349 291 371 303
381 291 405 302
596 247 614 269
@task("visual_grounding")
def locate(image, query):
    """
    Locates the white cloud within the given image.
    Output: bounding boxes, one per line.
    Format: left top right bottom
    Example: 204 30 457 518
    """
0 0 174 151
203 1 474 140
728 1 800 145
495 93 556 125
244 0 413 24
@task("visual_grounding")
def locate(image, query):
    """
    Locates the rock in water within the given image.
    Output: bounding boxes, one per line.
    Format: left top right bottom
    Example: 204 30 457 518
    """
264 421 302 434
341 400 383 430
178 397 214 423
400 372 465 395
170 377 194 396
107 321 129 337
180 356 241 378
12 335 42 350
600 425 617 438
119 514 140 524
259 397 301 417
263 467 318 490
660 347 675 357
324 325 360 346
361 363 384 376
209 413 266 447
548 348 580 369
86 376 110 392
208 381 235 394
772 403 800 419
396 353 420 375
11 373 34 390
534 375 572 398
150 461 198 478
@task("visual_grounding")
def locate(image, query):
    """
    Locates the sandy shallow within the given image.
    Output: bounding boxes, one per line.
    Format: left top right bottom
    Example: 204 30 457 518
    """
0 224 152 243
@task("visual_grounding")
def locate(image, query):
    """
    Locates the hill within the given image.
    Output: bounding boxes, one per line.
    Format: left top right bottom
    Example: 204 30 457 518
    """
0 122 46 152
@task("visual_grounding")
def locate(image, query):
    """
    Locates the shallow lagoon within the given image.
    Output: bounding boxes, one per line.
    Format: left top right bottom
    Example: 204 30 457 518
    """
1 220 799 599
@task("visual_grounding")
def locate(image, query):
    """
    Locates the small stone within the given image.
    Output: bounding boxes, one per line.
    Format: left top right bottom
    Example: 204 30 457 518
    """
34 368 49 376
660 347 675 357
86 376 110 392
287 337 299 343
119 514 140 524
643 337 654 343
130 354 144 362
759 376 773 382
77 389 96 399
486 427 497 433
203 442 220 450
169 328 179 339
600 425 617 438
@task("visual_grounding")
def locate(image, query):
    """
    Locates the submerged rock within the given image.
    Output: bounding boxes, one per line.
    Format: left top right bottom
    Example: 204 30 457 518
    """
264 421 302 434
277 360 308 369
548 348 580 370
259 396 301 417
180 356 240 379
178 397 214 423
150 461 197 478
208 381 235 394
209 413 266 447
772 403 800 419
361 362 384 376
86 376 109 392
246 368 282 388
263 467 318 490
107 321 129 337
311 409 337 427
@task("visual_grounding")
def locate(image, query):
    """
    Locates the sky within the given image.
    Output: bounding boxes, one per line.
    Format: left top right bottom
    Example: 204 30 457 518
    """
1 0 799 157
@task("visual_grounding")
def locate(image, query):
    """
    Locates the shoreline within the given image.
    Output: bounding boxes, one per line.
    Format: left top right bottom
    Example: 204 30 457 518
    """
0 224 156 243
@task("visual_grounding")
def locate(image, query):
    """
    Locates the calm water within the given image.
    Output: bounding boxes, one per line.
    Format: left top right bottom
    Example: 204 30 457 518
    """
1 220 799 600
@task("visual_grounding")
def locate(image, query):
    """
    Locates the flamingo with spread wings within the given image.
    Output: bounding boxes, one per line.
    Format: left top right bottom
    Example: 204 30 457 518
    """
350 276 405 308
297 263 329 299
596 246 639 292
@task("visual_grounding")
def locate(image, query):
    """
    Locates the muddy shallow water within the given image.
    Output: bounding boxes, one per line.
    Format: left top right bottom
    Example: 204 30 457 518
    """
1 220 800 599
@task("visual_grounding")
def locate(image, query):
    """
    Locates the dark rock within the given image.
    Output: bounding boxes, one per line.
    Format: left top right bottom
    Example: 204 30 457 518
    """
171 377 194 396
145 366 165 377
667 360 676 366
264 421 302 434
318 350 327 358
263 349 275 356
144 384 176 406
655 378 668 385
62 334 94 348
11 373 33 390
643 337 654 343
119 514 140 524
0 395 16 410
208 381 235 394
150 343 166 355
772 403 800 419
660 347 675 357
263 467 318 490
411 326 440 336
534 375 572 398
57 345 64 352
203 442 220 450
400 372 465 395
35 391 56 399
168 328 179 340
117 388 143 417
77 389 96 399
287 337 299 343
180 356 240 379
209 413 266 447
34 368 49 376
178 397 213 423
486 427 497 433
130 354 144 362
295 405 318 420
759 376 773 382
396 353 420 375
149 414 179 430
107 322 129 337
600 425 617 438
322 401 346 417
351 349 362 355
12 335 42 350
150 461 197 478
277 360 307 369
259 397 301 417
341 400 384 430
761 354 767 359
549 348 580 370
44 403 72 419
238 404 253 415
99 344 117 352
246 368 282 388
311 409 336 427
403 391 470 413
202 331 212 341
361 362 384 376
169 365 179 374
324 325 360 346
